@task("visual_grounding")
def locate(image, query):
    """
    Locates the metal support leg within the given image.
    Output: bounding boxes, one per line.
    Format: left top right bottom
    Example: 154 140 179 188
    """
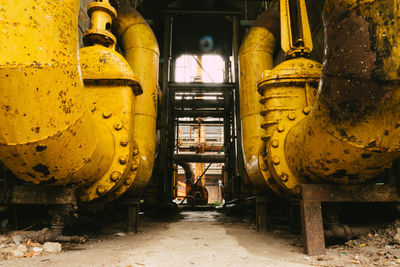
127 198 140 233
300 200 325 255
256 195 268 232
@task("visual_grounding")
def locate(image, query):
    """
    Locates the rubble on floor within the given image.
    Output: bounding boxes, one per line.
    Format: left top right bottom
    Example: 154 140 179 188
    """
309 220 400 266
0 234 63 260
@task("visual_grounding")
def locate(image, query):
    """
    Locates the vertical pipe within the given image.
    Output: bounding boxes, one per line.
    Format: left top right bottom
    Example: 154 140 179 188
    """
239 5 280 192
232 15 244 192
114 6 160 195
160 15 172 202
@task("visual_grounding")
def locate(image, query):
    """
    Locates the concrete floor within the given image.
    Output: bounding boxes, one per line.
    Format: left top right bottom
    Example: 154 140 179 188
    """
1 211 314 267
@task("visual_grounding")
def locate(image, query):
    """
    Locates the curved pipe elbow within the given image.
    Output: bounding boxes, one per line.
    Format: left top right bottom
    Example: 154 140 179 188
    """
115 5 160 194
239 4 280 192
286 0 400 184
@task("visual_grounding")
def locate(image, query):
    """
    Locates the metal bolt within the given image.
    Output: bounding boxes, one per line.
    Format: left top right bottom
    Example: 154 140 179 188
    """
288 113 296 120
110 171 121 181
303 107 312 115
102 112 111 119
131 163 138 171
114 123 123 130
271 140 279 148
280 173 289 182
295 185 302 195
132 148 139 156
277 124 285 132
96 186 105 195
119 156 127 165
316 64 322 68
120 138 129 147
125 178 132 185
261 164 268 171
307 63 314 68
272 156 280 165
91 105 96 112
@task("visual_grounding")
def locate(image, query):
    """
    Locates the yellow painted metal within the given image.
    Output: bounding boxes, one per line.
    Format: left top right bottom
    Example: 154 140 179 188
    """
285 0 400 184
79 0 144 201
280 0 313 57
239 25 280 194
0 0 149 203
79 46 142 201
115 5 160 195
254 0 400 197
258 59 321 195
83 0 117 49
0 0 115 188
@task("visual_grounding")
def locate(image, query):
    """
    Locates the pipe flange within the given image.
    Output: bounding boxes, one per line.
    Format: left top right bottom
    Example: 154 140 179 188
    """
106 140 141 201
83 29 117 48
80 120 132 201
262 109 307 196
87 2 117 21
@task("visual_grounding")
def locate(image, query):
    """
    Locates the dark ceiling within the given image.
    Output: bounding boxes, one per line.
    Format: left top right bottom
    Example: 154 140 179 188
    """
136 0 266 58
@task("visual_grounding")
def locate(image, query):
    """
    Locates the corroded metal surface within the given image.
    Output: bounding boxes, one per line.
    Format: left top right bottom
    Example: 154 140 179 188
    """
300 200 325 256
10 186 76 205
300 183 400 255
258 58 321 196
287 0 400 184
301 184 400 203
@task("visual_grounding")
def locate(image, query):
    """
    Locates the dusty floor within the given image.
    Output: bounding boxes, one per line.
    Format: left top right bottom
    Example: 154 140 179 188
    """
0 211 398 267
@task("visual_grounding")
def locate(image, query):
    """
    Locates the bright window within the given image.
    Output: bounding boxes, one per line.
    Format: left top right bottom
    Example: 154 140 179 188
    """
175 54 225 83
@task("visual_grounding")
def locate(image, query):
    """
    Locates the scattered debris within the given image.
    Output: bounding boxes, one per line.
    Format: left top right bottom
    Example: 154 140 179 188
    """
12 235 23 246
0 233 64 260
43 242 62 253
317 220 400 267
12 244 27 257
114 232 126 237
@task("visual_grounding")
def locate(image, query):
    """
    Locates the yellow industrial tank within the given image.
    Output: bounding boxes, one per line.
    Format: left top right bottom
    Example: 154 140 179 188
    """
0 0 158 202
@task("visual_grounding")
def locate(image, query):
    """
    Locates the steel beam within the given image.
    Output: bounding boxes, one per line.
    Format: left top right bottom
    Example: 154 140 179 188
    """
174 154 225 163
300 184 400 256
174 110 226 118
174 99 226 109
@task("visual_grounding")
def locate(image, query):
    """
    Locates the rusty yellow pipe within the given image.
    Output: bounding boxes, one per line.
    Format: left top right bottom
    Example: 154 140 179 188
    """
285 0 400 184
239 4 282 194
0 0 115 187
114 5 159 195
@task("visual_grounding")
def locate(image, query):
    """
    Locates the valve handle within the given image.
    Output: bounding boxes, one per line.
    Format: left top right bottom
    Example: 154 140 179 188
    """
280 0 313 57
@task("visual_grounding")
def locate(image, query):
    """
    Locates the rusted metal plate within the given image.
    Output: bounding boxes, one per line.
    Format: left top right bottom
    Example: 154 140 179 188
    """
301 184 400 202
300 200 325 256
9 186 76 205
